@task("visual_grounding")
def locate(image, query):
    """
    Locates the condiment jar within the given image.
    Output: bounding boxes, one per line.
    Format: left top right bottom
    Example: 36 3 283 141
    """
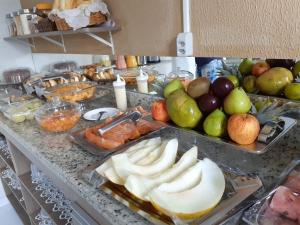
6 13 17 36
116 55 127 70
136 68 149 94
113 75 127 111
126 56 138 68
13 11 23 36
19 9 31 35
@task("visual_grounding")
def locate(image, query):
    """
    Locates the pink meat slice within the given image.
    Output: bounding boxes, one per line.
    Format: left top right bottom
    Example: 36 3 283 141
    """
260 207 299 225
285 171 300 194
270 186 300 223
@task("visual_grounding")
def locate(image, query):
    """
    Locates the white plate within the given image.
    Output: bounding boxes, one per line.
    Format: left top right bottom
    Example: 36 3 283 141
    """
83 108 120 121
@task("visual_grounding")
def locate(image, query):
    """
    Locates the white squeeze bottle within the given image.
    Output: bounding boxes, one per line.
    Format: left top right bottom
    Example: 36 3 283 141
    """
136 68 149 94
113 74 127 111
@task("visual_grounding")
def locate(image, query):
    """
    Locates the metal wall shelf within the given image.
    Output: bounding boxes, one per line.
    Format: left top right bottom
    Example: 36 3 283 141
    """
4 25 120 54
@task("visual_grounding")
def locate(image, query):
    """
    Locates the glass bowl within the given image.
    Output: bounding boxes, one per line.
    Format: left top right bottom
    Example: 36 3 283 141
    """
35 100 82 133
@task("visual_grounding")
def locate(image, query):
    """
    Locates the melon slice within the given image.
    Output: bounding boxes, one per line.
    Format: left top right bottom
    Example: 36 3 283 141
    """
112 139 178 181
96 137 161 176
103 141 167 185
156 161 203 193
125 146 198 201
137 141 168 166
148 158 225 220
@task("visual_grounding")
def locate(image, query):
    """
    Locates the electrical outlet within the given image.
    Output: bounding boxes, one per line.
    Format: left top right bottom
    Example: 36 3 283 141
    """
176 32 193 56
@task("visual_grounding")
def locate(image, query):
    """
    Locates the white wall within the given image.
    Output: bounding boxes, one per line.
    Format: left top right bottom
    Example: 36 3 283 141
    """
31 53 93 73
0 0 35 80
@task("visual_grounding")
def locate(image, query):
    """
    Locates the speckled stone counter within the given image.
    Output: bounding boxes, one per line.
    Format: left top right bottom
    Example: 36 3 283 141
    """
0 88 299 225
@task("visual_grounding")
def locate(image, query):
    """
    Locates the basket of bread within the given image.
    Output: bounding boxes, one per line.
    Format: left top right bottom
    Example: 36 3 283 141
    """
50 0 109 31
82 64 115 82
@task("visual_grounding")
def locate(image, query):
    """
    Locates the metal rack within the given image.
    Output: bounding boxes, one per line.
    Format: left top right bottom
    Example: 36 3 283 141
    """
4 26 120 54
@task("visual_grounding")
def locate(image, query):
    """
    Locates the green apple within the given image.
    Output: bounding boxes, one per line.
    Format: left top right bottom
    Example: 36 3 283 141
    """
224 88 252 115
203 109 227 137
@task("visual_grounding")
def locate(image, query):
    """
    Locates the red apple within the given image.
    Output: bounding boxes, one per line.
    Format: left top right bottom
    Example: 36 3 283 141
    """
227 114 260 145
151 100 169 122
252 61 270 77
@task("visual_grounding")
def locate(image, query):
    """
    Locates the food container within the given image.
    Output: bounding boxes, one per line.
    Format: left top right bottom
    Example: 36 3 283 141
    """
35 100 82 132
0 87 23 104
79 126 263 225
19 8 38 35
2 98 43 123
82 64 115 82
51 61 77 73
44 82 97 103
6 13 17 36
13 11 23 35
125 56 138 68
243 160 300 225
118 68 157 86
166 67 194 89
3 68 31 84
69 116 166 156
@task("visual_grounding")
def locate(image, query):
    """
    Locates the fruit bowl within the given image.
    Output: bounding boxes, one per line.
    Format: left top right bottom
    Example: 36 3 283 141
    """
35 100 82 133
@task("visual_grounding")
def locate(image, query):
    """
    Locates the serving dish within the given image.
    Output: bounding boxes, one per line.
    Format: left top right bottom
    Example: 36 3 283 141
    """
44 82 97 103
115 68 157 86
2 98 43 123
243 160 300 225
69 116 166 157
83 107 120 121
80 126 263 225
35 100 82 132
167 116 296 154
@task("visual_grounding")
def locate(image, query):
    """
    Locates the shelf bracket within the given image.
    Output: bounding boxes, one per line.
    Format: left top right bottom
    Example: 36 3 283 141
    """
12 38 35 49
85 31 115 55
39 34 67 53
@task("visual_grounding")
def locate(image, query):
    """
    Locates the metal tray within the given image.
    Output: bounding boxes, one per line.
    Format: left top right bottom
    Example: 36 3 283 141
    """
79 127 263 225
69 120 166 157
169 116 297 154
243 160 300 225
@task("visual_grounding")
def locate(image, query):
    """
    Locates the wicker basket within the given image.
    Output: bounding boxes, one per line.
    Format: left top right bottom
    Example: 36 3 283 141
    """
54 11 107 31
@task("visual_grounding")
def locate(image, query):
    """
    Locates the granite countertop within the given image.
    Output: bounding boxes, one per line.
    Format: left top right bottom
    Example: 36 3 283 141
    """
0 88 299 225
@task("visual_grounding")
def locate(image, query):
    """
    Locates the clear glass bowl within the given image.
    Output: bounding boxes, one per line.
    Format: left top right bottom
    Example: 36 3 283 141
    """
35 100 82 133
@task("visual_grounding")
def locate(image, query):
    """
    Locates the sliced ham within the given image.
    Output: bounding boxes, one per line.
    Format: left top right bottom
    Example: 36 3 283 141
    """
285 171 300 194
270 186 300 223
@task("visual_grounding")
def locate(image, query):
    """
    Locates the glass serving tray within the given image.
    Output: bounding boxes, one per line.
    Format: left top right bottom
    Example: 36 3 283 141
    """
168 116 297 154
243 160 300 225
69 118 166 157
79 127 263 225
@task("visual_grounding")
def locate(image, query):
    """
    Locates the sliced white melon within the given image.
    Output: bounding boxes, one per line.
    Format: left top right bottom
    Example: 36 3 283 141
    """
148 158 225 220
102 140 165 185
112 139 178 181
127 137 161 154
137 141 168 166
156 161 203 193
125 146 198 201
96 138 161 176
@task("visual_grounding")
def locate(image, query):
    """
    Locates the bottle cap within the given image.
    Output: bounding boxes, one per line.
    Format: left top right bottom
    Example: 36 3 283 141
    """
113 74 126 87
136 68 148 82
